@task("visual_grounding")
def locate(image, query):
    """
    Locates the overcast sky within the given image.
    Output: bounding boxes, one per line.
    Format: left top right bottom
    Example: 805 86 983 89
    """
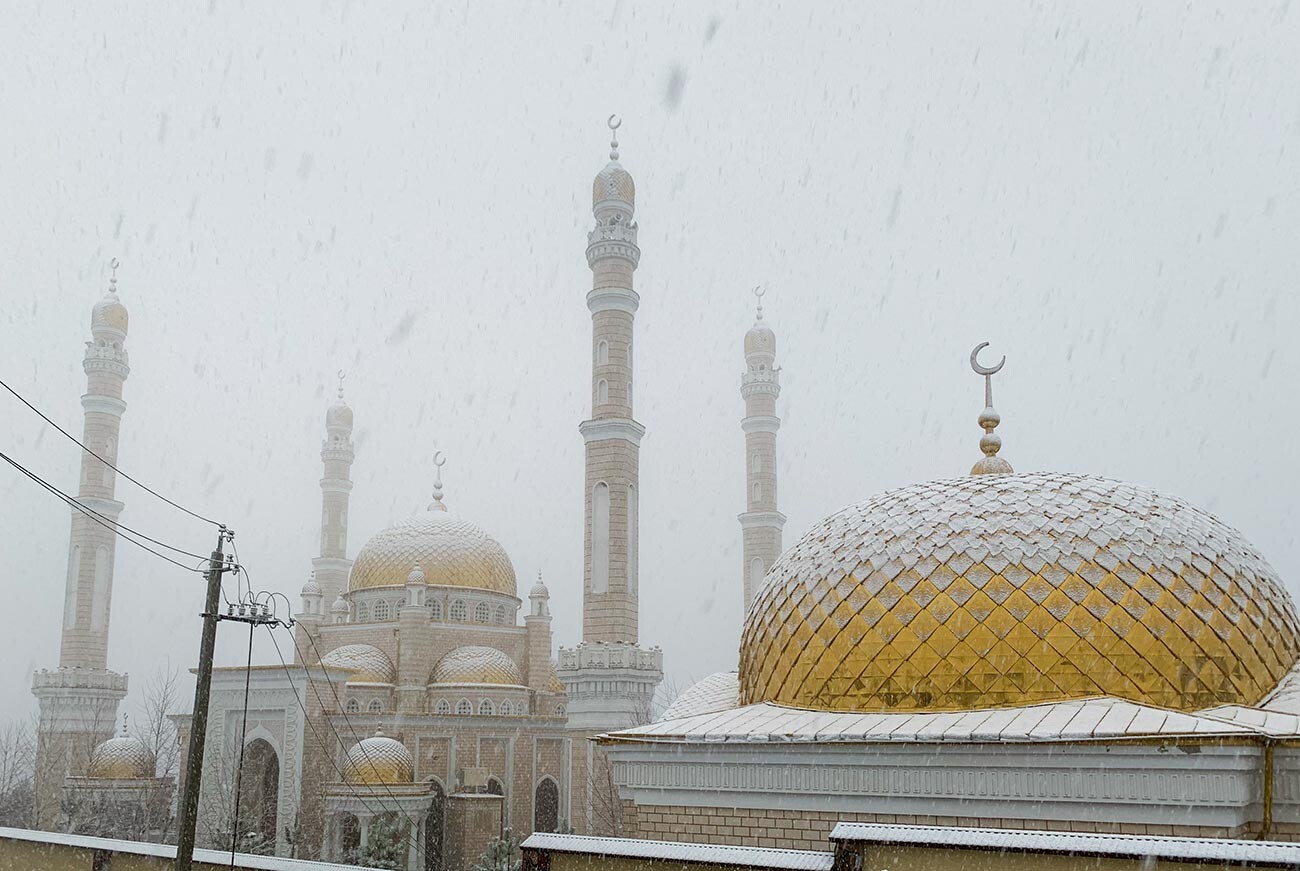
2 2 1298 723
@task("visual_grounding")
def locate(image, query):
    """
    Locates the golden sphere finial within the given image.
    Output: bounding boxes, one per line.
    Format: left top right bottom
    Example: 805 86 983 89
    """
969 342 1012 475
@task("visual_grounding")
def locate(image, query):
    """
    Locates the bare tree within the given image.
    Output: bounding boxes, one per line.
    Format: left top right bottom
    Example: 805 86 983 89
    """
0 720 35 829
138 666 181 782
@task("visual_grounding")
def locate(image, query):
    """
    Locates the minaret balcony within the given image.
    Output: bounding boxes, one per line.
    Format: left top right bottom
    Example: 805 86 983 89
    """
585 238 641 268
320 444 356 463
741 373 781 398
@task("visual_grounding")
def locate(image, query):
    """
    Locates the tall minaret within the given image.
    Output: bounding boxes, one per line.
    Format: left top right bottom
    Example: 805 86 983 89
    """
579 116 644 645
739 288 785 612
32 261 132 826
559 118 661 738
314 371 355 606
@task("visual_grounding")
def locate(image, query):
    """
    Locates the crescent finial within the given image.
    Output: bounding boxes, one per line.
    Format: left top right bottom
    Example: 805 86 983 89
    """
433 450 446 468
607 115 622 160
607 114 621 131
969 341 1005 377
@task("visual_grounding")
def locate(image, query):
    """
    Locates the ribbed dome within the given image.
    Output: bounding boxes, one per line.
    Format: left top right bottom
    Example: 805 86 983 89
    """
320 644 396 684
326 399 353 430
349 510 516 595
87 734 154 779
545 667 566 695
740 472 1300 714
92 293 128 335
593 161 635 209
341 729 413 785
432 646 522 686
745 321 776 358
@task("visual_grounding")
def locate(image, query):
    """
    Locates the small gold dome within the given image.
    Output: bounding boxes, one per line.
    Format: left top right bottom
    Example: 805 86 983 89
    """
740 472 1300 714
320 644 396 684
326 399 353 430
87 735 154 780
545 667 565 695
431 646 522 686
341 729 413 785
593 161 635 209
745 322 776 358
92 293 129 335
349 511 516 595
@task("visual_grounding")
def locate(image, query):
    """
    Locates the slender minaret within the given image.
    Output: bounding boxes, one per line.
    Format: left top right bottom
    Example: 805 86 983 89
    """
739 288 786 612
579 116 644 645
32 260 132 826
314 371 355 605
559 118 661 738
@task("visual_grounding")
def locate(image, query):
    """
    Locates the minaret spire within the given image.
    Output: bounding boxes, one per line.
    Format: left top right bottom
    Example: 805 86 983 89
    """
559 118 662 734
739 287 786 612
314 369 356 604
32 259 133 826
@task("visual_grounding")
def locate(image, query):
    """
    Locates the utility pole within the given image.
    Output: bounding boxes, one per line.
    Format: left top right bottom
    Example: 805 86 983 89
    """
174 526 232 871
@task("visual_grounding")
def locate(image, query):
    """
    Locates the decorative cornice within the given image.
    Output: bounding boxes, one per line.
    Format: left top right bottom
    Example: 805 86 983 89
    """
320 446 356 464
318 475 355 491
739 511 787 530
586 287 640 316
80 395 128 417
741 415 782 434
579 417 646 446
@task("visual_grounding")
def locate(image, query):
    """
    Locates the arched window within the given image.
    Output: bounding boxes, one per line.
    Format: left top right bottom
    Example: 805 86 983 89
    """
597 379 608 404
356 602 369 623
345 698 360 714
494 604 508 625
749 558 765 593
91 546 110 631
479 699 494 716
751 452 762 474
554 704 566 716
752 481 761 502
368 699 383 714
592 483 610 593
534 777 560 833
450 600 467 621
486 777 504 796
474 602 490 623
429 599 443 619
628 483 638 596
373 600 390 621
455 699 472 716
63 545 80 630
498 700 512 716
596 340 609 365
434 699 451 715
238 739 280 849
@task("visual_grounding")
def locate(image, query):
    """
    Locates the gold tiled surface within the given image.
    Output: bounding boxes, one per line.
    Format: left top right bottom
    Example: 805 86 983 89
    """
431 645 522 686
545 667 566 694
320 643 396 684
342 732 413 785
594 163 635 206
87 736 154 779
349 511 516 595
740 472 1300 713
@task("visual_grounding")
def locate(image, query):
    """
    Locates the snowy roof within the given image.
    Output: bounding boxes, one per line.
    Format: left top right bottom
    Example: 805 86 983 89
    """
1262 659 1300 714
1198 704 1300 737
603 697 1271 744
521 832 833 871
0 826 362 870
660 671 739 720
829 822 1300 866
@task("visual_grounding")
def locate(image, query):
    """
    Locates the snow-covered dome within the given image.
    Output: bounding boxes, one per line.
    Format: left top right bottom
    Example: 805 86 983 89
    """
341 728 412 785
87 731 153 780
320 644 396 685
741 472 1300 714
349 509 516 595
431 646 522 686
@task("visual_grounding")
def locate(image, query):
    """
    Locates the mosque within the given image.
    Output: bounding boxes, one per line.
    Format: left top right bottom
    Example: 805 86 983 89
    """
26 114 1300 870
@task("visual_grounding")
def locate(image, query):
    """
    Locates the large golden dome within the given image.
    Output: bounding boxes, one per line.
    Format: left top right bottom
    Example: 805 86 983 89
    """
740 472 1300 714
349 509 516 595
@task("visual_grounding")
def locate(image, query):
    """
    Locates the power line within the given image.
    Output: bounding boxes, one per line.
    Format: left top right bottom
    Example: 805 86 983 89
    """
262 625 436 869
0 376 221 527
0 449 207 573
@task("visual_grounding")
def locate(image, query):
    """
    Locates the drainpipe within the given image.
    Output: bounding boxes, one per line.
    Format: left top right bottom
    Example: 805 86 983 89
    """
1258 739 1275 840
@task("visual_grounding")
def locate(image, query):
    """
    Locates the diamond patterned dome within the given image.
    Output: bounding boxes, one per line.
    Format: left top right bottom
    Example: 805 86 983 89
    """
87 735 154 780
349 510 516 595
320 644 396 684
593 161 635 208
341 729 413 785
432 646 522 686
740 472 1300 713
